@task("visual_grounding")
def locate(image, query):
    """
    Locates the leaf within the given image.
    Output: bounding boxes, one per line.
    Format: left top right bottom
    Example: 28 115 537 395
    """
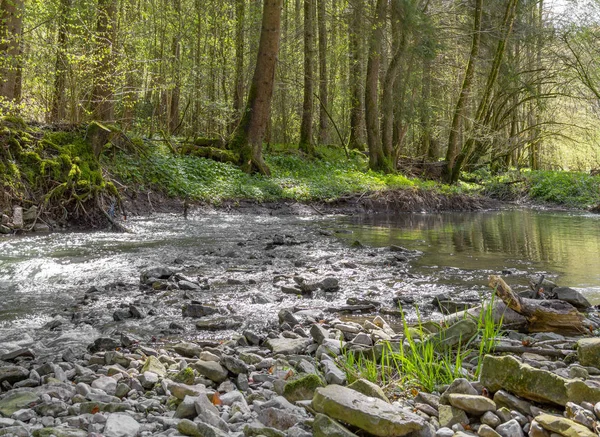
284 370 294 380
91 406 100 414
212 392 222 406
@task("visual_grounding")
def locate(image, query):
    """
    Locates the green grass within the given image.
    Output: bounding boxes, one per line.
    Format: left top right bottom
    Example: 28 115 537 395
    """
107 141 468 204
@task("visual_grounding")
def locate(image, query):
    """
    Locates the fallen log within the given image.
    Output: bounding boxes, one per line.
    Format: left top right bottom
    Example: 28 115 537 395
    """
489 275 596 335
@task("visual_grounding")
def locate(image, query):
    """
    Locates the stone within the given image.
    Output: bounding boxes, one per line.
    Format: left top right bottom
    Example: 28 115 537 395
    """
194 393 228 431
191 360 228 383
141 266 173 281
88 337 120 353
528 421 551 437
173 342 203 358
348 378 390 403
141 355 167 376
139 371 159 389
319 277 340 292
12 207 23 229
258 407 304 431
447 394 496 415
310 324 329 345
0 366 29 385
0 348 34 362
221 355 248 374
283 374 324 402
565 402 597 429
173 367 195 385
440 378 478 404
426 319 478 350
166 381 207 400
32 428 88 437
477 424 501 437
312 385 425 437
312 413 358 437
577 338 600 368
196 422 230 437
480 411 501 428
174 395 199 419
495 419 524 437
480 355 570 405
323 359 346 385
435 428 454 437
552 287 591 309
178 419 202 437
492 389 532 416
266 338 312 355
0 391 40 417
438 405 468 429
92 376 117 395
565 379 600 405
535 413 597 437
244 422 286 437
182 304 218 318
104 413 141 437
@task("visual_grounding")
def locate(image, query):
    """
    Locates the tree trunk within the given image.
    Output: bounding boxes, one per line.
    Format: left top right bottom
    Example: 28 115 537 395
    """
444 0 483 183
348 0 365 151
0 0 24 108
169 0 182 134
91 0 117 123
230 0 283 175
317 0 329 144
450 0 518 183
231 0 246 132
299 0 316 155
50 0 72 123
365 0 390 172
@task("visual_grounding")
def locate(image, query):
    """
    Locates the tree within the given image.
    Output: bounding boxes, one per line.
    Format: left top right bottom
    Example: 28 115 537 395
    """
299 0 316 155
230 0 283 175
50 0 71 123
91 0 117 123
0 0 24 109
317 0 329 144
348 0 366 150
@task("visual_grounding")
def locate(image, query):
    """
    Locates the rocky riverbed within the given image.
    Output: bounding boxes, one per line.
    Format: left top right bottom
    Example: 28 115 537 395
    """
1 212 600 436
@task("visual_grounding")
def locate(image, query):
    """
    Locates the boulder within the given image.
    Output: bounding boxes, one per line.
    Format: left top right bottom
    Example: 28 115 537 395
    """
535 413 597 437
173 342 203 358
577 338 600 368
348 378 390 403
141 355 167 377
447 394 496 415
182 304 218 318
312 385 425 437
191 360 228 383
480 355 569 406
283 374 324 402
426 319 477 350
0 391 40 417
438 405 468 429
0 366 29 385
552 287 591 310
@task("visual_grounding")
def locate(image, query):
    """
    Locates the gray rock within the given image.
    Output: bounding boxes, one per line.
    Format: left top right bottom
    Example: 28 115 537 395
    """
552 287 591 309
312 413 358 437
312 385 425 437
104 413 141 437
477 424 501 437
310 324 329 345
447 394 496 415
578 338 600 369
258 407 304 431
196 422 230 437
266 338 312 355
0 366 29 385
438 405 468 429
191 360 229 383
141 267 173 281
194 393 228 431
323 360 346 385
480 411 501 428
183 304 218 318
492 390 532 416
174 395 199 419
435 428 454 437
221 355 248 374
173 342 203 358
440 378 478 404
0 391 40 417
495 419 524 437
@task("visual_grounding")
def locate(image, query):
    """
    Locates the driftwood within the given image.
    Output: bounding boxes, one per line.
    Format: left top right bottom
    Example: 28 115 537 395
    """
489 275 595 335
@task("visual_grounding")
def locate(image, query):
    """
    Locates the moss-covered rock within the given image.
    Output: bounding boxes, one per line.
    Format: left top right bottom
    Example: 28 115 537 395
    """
173 366 195 385
283 373 324 402
577 338 600 368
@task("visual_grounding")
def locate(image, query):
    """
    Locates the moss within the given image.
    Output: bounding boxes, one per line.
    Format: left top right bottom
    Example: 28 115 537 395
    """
283 373 324 402
172 367 195 385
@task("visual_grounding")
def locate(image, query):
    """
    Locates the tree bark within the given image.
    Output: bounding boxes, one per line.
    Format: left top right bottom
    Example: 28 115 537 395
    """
230 0 283 175
0 0 24 108
299 0 316 155
169 0 182 134
365 0 390 172
91 0 118 123
444 0 483 183
317 0 329 144
231 0 246 132
50 0 72 123
348 0 365 150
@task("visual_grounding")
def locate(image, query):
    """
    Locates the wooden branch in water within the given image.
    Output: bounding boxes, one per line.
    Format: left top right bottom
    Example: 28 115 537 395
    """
489 275 593 335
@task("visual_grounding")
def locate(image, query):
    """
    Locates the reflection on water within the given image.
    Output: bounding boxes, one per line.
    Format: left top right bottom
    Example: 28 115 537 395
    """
338 209 600 303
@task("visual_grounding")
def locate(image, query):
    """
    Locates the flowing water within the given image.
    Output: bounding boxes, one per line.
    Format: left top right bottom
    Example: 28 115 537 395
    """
1 208 599 356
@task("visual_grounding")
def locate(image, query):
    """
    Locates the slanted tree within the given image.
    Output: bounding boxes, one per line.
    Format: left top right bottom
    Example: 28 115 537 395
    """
230 0 283 175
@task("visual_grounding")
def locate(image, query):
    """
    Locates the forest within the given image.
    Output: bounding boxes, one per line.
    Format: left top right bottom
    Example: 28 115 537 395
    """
3 0 600 215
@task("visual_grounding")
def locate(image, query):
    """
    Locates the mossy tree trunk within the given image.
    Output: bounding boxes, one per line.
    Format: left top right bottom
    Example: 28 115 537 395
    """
50 0 71 123
168 0 182 134
0 0 24 109
230 0 283 175
348 0 366 151
317 0 329 145
231 0 246 133
299 0 316 155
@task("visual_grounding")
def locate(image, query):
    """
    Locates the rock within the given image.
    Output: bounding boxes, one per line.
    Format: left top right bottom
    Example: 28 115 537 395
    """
182 304 218 318
179 280 200 290
221 355 248 374
312 413 358 437
91 376 117 395
427 319 478 350
492 389 532 416
34 400 68 417
0 391 40 416
196 422 230 437
138 371 159 389
178 419 202 437
104 413 141 437
565 402 597 429
0 366 28 385
173 367 195 385
258 407 304 431
196 317 242 331
319 277 340 292
278 309 300 326
191 360 228 383
348 378 390 403
0 348 34 362
577 338 600 368
534 413 596 437
32 428 88 437
310 324 329 345
173 342 203 358
565 379 600 405
129 304 147 319
0 225 11 234
447 394 496 415
174 395 200 419
141 266 173 281
88 337 120 353
141 355 167 377
528 421 551 437
438 405 468 429
440 378 478 404
12 207 23 229
323 360 346 385
480 355 569 406
166 381 207 400
477 424 501 437
496 419 524 437
552 287 591 309
283 374 324 402
244 422 286 437
435 428 454 437
266 338 312 355
194 393 228 430
312 385 425 437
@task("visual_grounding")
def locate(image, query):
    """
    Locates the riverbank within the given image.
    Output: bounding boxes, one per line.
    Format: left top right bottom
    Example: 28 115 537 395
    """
3 118 600 234
1 213 600 436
